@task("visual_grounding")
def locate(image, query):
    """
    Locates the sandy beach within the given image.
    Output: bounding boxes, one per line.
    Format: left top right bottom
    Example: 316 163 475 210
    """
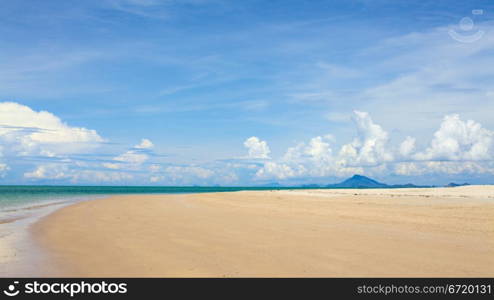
32 186 494 277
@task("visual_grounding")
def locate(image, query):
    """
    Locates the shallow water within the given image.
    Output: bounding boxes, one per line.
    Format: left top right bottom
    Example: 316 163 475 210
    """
0 196 103 277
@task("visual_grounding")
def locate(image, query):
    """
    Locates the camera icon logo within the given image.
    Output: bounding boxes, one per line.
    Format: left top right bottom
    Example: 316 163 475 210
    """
449 9 485 43
3 281 20 297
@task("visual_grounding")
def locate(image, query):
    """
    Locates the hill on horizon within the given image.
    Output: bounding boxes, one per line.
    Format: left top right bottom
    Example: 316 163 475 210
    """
327 174 388 188
258 175 468 188
324 174 438 188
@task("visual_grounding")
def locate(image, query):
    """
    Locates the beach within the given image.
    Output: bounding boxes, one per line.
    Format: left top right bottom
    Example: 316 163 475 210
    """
31 186 494 277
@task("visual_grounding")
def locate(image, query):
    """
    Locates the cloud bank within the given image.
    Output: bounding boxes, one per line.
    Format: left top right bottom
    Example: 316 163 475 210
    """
256 111 494 181
0 102 103 157
1 101 494 185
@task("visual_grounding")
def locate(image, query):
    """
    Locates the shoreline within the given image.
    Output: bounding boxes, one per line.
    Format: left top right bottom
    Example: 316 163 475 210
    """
26 186 494 277
0 201 74 277
0 196 107 277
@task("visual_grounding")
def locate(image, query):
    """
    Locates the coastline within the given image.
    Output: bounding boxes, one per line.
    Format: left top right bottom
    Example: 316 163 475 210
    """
28 186 494 277
0 196 107 277
0 201 76 277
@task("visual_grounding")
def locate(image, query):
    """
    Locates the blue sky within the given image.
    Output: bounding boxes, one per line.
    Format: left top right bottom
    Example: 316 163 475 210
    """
1 0 494 185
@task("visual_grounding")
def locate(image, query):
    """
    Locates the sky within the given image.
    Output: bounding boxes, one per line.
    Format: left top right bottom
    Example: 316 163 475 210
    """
1 0 494 186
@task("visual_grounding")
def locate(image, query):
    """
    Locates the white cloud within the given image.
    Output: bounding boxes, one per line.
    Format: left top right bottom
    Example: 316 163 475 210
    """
114 151 149 164
394 161 494 176
399 136 416 157
337 111 393 167
153 165 215 184
255 110 494 181
0 102 104 157
148 163 239 185
244 136 271 159
101 162 121 169
414 114 493 161
102 138 154 169
135 138 154 149
0 102 143 183
393 162 421 176
276 135 341 178
5 101 494 184
24 163 133 182
256 161 303 180
255 117 371 180
24 164 70 180
392 114 494 176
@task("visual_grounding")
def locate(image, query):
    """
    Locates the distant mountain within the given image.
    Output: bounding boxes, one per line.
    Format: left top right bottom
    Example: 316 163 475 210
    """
327 174 388 188
445 182 470 187
257 175 437 189
326 174 431 188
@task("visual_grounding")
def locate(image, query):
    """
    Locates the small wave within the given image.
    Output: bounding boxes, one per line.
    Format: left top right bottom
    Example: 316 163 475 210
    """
0 215 26 225
0 200 69 213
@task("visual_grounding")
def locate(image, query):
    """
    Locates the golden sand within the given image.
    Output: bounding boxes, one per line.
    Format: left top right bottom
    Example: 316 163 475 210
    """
33 186 494 277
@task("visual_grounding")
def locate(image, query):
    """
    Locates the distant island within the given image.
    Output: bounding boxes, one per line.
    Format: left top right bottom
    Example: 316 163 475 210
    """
297 174 469 189
444 182 470 188
325 174 430 188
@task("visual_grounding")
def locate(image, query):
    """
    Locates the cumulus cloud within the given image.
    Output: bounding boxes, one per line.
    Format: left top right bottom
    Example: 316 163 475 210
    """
399 136 416 157
24 164 69 180
244 136 271 159
414 114 493 161
135 138 154 149
394 161 494 176
391 115 494 176
0 102 104 157
255 111 494 181
1 103 224 185
0 102 140 183
256 161 303 180
256 111 393 180
256 132 362 180
102 138 154 170
6 101 494 184
337 111 393 167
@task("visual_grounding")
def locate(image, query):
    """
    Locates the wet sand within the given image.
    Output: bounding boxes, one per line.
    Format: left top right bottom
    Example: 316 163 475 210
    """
32 186 494 277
